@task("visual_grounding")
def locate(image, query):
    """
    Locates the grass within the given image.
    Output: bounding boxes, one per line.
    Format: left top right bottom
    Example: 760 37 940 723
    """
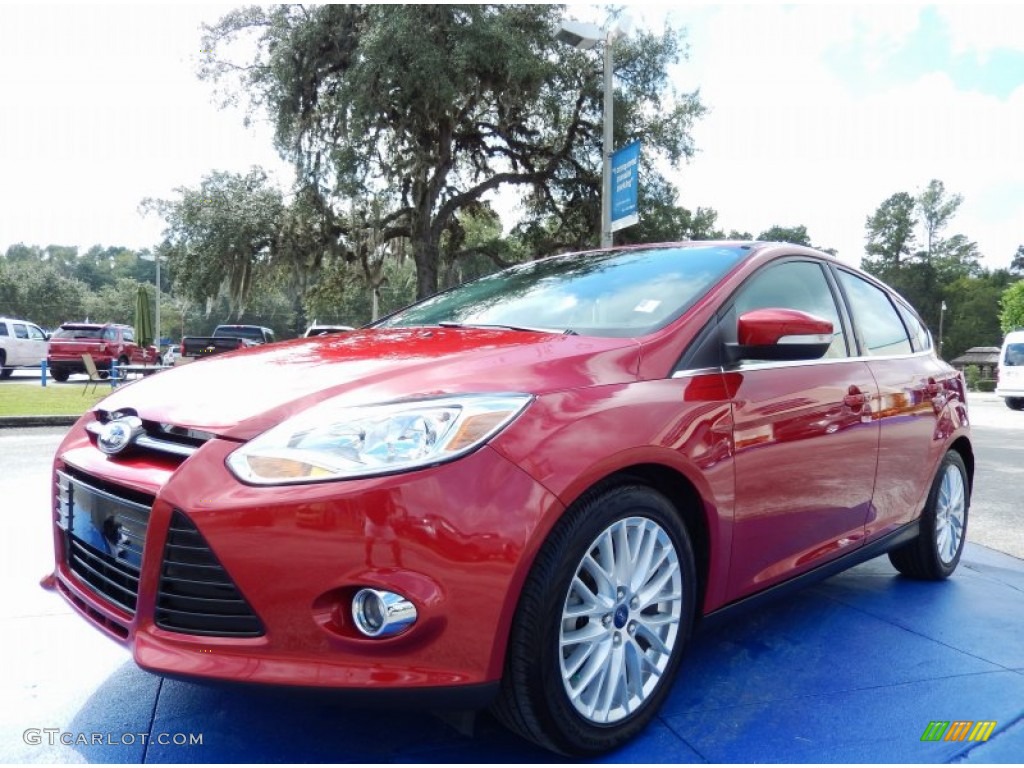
0 380 107 417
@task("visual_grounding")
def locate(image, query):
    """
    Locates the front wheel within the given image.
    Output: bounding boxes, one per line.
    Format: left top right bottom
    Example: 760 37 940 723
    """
888 450 969 580
1005 397 1024 411
493 485 696 755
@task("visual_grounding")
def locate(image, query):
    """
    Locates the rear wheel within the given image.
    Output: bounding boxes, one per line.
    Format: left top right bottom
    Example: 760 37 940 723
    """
0 352 11 379
49 364 70 382
493 485 696 755
1005 397 1024 411
888 450 969 580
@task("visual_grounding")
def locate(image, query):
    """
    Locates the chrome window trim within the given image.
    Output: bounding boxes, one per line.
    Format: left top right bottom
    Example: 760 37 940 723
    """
672 348 936 379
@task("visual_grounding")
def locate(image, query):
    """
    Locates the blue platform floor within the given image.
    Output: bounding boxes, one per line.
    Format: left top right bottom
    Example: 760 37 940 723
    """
3 542 1022 763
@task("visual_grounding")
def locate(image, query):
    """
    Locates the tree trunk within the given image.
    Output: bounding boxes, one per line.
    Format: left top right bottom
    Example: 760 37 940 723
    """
412 229 440 300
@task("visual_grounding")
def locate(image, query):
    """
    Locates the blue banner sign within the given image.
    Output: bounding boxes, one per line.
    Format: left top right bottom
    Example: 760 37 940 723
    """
610 141 640 232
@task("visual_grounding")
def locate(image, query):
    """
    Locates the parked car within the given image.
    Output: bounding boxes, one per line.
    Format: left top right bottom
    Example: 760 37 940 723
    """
179 324 276 361
0 316 49 378
47 242 972 755
304 323 355 337
46 322 160 381
995 330 1024 410
161 344 180 367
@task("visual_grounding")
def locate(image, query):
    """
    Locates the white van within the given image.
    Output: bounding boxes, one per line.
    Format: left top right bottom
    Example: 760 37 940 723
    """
995 330 1024 410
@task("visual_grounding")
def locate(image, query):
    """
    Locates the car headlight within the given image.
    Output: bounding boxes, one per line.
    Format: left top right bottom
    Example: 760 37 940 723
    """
226 393 533 485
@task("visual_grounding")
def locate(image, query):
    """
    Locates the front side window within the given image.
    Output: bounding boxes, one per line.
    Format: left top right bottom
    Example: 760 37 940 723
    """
27 325 46 341
378 245 749 338
731 260 848 358
837 270 912 356
123 329 135 343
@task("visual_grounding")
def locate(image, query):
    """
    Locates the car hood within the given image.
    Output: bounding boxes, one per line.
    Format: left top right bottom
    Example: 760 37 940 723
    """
97 327 641 440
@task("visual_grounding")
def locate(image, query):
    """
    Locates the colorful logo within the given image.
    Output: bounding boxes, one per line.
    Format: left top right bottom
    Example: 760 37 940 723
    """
921 721 997 742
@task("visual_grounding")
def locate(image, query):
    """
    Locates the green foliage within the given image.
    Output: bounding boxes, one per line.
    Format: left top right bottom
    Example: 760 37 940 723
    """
1010 245 1024 276
976 379 997 393
917 179 962 258
0 259 88 328
963 364 981 391
757 225 811 246
142 168 284 315
943 271 1015 360
863 191 916 276
1000 280 1024 334
200 4 706 298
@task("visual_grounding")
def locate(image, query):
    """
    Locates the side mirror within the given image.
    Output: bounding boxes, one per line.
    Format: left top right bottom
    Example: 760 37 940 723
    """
725 308 833 363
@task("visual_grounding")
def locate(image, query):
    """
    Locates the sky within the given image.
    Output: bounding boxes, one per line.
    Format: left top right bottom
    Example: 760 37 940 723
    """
1 3 1023 271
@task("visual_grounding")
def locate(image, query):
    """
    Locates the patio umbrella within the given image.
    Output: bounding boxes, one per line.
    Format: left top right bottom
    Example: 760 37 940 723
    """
134 284 154 350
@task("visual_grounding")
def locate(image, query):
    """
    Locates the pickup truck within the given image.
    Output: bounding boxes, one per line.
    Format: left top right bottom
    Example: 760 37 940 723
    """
47 322 159 381
0 316 50 378
180 324 276 361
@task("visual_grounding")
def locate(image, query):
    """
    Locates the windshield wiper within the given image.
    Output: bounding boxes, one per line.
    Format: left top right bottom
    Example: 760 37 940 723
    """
437 321 577 336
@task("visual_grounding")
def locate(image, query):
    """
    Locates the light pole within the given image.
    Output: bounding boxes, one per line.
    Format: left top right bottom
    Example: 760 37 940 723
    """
555 19 627 248
939 300 947 358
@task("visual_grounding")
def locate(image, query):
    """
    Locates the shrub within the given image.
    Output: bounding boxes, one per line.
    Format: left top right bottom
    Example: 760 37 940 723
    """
963 364 981 391
977 379 997 392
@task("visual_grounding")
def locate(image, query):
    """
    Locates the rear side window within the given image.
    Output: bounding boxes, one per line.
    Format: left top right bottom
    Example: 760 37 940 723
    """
102 328 118 342
837 270 912 356
0 324 7 337
13 323 28 339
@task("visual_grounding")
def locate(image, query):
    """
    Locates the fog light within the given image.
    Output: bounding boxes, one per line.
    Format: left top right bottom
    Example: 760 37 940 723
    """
351 588 417 637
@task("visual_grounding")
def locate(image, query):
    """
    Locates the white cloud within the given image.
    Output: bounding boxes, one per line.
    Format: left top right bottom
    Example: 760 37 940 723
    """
0 5 291 252
669 4 1024 268
1 3 1021 273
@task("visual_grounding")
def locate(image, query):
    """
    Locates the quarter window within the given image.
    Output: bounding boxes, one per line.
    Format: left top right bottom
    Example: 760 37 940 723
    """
896 303 931 352
837 270 912 356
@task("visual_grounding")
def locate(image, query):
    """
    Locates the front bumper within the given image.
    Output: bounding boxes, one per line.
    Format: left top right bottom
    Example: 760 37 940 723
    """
50 420 563 697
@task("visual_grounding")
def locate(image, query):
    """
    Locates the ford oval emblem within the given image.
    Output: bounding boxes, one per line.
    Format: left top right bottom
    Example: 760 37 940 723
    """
97 416 143 456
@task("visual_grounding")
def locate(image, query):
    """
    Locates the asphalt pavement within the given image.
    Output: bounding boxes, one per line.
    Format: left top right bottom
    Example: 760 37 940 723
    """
0 393 1022 762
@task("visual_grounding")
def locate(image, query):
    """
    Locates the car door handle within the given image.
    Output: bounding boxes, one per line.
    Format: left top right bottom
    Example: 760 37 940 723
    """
843 387 866 409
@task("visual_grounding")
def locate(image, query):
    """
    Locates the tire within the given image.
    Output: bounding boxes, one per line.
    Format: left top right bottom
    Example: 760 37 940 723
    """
493 484 696 755
50 365 70 382
888 450 969 580
1005 397 1024 411
0 351 10 379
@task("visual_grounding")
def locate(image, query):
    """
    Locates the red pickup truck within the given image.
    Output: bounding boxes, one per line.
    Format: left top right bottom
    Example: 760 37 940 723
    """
47 322 159 381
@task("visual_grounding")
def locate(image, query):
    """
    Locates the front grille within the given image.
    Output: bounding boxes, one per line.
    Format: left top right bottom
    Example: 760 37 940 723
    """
56 471 151 616
156 511 264 637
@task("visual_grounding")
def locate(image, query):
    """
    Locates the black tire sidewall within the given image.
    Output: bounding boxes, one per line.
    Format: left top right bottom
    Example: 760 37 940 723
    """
922 451 970 578
523 485 697 754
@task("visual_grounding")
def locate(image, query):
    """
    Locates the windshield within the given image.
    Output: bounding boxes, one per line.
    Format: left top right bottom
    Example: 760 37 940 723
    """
377 245 748 337
1005 342 1024 366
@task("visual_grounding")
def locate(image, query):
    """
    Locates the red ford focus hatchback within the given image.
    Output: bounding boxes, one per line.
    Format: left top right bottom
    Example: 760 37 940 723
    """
48 242 972 755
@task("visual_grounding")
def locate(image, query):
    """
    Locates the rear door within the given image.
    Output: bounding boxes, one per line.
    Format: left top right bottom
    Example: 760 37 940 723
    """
833 268 954 540
724 259 880 600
